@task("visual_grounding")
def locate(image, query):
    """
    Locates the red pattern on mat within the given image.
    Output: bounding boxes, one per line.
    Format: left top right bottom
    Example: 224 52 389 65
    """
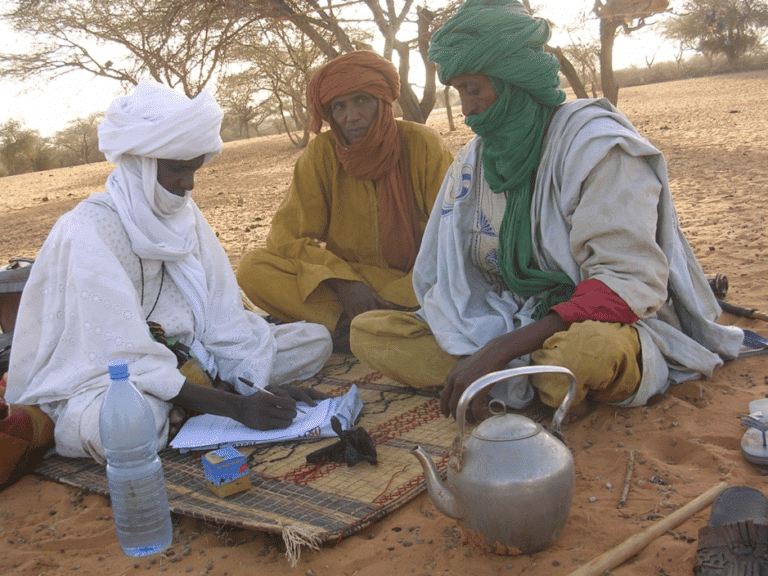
278 398 444 486
369 398 442 444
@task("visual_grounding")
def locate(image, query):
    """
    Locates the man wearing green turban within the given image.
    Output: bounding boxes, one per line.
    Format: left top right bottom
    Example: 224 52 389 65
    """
350 0 743 423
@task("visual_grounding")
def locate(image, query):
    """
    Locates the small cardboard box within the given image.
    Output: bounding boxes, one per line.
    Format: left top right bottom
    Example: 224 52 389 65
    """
202 446 250 498
205 474 251 499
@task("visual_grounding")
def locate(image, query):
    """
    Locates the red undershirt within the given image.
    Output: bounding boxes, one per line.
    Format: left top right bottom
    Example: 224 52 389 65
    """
550 278 639 326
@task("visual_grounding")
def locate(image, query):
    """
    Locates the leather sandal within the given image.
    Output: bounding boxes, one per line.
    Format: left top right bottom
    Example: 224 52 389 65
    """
694 485 768 575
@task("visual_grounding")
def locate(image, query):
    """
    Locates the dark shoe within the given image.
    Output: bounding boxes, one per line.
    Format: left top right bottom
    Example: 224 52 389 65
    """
694 486 768 575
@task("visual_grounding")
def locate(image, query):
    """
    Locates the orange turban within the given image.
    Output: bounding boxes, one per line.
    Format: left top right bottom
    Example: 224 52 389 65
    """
307 50 400 134
306 51 419 273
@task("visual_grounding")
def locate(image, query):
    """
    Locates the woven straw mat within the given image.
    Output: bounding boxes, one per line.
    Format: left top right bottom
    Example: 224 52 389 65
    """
33 353 467 556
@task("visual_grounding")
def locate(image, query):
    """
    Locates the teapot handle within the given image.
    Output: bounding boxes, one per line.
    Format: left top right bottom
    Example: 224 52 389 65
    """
455 365 578 441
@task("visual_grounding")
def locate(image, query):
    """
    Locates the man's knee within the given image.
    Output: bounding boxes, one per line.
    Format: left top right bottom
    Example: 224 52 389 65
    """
350 310 455 388
531 320 641 407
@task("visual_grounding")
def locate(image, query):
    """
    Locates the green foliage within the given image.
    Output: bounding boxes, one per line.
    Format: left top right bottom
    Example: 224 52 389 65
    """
663 0 768 68
0 0 260 96
53 112 105 165
0 119 56 176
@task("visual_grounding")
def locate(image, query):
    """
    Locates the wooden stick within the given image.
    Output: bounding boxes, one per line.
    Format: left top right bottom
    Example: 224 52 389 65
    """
718 299 768 322
567 481 729 576
617 450 635 509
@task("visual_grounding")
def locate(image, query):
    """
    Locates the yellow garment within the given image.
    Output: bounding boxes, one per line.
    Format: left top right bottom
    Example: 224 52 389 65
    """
530 320 641 407
237 121 454 331
350 311 641 408
350 310 456 387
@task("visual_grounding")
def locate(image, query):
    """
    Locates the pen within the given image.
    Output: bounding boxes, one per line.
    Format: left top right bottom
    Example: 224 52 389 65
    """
238 377 307 414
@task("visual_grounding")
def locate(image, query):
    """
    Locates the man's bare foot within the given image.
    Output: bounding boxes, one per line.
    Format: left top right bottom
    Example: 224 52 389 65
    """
560 399 596 427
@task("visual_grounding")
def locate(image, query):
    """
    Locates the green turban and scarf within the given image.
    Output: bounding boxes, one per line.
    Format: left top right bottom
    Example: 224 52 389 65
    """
429 0 574 318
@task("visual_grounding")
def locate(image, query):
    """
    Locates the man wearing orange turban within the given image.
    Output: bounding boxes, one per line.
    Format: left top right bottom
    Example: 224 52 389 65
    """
237 51 453 351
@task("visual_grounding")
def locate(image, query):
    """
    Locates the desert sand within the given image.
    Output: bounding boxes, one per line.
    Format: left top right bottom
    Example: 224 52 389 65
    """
1 70 768 576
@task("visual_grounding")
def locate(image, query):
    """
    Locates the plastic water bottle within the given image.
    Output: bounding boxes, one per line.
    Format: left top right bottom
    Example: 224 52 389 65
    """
100 359 173 557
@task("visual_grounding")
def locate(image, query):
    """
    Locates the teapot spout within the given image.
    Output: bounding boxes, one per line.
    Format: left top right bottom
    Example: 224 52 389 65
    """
410 445 462 520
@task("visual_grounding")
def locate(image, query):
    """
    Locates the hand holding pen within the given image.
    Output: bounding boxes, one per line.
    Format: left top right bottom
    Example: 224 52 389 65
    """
238 377 328 415
238 377 307 414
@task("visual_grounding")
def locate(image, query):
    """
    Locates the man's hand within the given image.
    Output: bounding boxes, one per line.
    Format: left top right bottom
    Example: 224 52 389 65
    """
325 279 408 320
265 382 327 408
171 381 328 432
440 313 568 424
441 343 510 424
230 384 326 430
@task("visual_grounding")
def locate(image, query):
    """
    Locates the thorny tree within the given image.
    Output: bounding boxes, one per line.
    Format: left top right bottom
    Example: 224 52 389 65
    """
662 0 768 69
593 0 670 104
0 0 260 96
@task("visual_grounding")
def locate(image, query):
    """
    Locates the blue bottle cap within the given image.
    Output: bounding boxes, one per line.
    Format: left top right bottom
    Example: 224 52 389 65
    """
107 359 130 381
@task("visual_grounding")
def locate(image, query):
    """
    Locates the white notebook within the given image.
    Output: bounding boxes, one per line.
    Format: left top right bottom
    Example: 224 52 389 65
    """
169 385 362 452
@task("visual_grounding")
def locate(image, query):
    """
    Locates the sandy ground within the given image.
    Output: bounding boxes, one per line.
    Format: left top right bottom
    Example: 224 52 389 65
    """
2 70 768 576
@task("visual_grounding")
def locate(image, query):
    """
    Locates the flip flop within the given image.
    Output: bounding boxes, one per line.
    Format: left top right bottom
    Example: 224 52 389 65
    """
741 398 768 466
739 329 768 358
694 486 768 575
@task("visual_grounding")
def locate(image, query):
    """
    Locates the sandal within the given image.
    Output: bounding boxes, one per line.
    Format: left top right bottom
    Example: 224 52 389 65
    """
694 485 768 575
741 399 768 466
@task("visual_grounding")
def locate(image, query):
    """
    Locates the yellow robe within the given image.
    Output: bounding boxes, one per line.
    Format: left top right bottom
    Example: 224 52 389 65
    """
237 121 454 331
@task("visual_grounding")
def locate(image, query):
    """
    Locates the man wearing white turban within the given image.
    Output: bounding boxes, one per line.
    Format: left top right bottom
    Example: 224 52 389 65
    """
3 81 333 468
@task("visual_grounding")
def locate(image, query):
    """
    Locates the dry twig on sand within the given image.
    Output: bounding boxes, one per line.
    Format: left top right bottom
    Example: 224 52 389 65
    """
617 450 635 509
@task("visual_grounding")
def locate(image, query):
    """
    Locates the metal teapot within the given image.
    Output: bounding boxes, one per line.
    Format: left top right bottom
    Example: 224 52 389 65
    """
410 365 577 554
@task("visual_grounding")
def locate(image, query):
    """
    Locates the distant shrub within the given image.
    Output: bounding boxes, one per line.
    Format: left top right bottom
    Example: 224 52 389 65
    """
617 53 768 87
558 52 768 96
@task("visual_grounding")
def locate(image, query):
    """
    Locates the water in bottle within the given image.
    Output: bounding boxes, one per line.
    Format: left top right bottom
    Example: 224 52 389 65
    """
100 359 173 557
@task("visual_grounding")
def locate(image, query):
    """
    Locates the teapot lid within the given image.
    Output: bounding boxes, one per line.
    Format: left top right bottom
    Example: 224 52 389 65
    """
472 414 542 442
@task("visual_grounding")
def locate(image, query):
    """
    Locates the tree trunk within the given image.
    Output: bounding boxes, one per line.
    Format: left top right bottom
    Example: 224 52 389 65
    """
545 45 589 99
445 86 455 132
415 6 437 120
599 17 621 105
393 40 426 123
298 126 310 148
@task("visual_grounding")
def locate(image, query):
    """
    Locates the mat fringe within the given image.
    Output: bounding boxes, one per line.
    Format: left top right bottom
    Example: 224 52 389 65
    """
283 525 322 567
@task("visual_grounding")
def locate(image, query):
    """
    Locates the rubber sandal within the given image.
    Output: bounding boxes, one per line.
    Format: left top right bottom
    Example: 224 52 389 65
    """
740 330 768 358
741 399 768 466
694 486 768 575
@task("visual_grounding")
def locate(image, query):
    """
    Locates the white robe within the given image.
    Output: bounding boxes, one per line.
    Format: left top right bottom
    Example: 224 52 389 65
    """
7 194 331 461
414 98 743 408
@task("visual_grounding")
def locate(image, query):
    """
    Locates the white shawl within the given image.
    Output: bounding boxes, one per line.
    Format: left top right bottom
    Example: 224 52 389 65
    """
6 81 280 458
96 80 226 373
415 99 743 408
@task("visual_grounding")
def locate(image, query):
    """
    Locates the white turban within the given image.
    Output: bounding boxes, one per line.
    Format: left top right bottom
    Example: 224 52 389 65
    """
98 80 223 164
93 80 225 375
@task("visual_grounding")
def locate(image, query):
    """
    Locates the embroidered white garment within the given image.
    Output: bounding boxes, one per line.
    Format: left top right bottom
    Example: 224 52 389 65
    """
7 81 332 462
97 80 226 374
